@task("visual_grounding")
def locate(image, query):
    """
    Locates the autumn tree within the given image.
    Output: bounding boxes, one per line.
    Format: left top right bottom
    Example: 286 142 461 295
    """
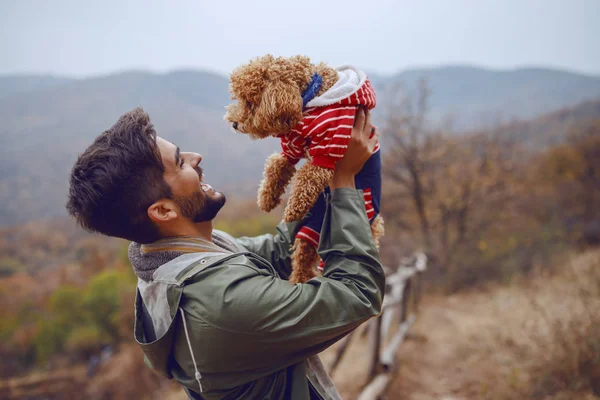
534 119 600 245
382 79 435 249
382 80 518 290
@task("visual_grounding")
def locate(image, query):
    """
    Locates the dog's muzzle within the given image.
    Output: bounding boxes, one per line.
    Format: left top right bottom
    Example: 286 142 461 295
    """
232 122 238 130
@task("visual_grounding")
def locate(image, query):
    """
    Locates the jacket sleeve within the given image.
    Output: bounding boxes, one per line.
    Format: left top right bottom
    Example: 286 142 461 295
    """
205 188 385 367
236 220 303 280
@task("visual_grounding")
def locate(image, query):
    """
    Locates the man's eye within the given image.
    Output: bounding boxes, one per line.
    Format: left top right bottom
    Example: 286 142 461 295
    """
180 159 185 168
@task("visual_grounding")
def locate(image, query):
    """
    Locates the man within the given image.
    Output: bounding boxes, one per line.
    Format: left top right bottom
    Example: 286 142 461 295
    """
67 106 384 399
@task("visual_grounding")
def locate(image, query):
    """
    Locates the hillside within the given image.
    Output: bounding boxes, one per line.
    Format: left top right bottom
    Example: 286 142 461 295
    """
1 66 599 225
0 70 280 226
375 66 600 126
0 75 75 98
498 98 600 148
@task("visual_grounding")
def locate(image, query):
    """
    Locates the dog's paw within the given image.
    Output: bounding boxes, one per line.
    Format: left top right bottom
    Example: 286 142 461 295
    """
257 190 280 213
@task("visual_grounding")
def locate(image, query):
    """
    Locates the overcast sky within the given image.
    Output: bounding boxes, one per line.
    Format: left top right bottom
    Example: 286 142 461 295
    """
1 0 598 78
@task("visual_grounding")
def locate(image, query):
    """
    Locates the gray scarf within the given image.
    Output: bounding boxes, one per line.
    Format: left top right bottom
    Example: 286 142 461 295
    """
128 232 240 282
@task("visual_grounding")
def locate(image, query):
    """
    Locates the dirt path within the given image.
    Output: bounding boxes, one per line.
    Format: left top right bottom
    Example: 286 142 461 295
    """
387 298 486 400
322 296 482 400
329 250 600 400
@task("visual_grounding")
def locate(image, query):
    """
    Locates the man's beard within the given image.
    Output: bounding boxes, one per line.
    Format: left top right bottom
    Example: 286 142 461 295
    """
174 189 226 223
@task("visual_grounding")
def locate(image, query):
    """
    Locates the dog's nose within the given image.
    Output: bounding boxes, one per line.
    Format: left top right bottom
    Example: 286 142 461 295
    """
232 122 238 130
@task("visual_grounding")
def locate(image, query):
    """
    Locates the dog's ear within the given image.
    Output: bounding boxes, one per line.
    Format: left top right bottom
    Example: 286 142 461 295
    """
254 80 304 134
230 54 275 104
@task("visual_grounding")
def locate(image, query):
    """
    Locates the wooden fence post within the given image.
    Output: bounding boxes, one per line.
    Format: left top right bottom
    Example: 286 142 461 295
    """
355 252 427 400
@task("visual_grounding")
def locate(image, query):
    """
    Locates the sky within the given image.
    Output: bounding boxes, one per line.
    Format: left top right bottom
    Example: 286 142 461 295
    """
1 0 599 78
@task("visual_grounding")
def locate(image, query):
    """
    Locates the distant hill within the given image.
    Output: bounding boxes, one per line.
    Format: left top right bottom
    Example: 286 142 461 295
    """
0 69 280 226
372 66 600 127
0 66 599 226
0 75 75 98
498 98 600 148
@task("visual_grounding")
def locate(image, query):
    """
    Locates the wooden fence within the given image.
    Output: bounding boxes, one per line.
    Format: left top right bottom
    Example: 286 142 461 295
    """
328 252 427 400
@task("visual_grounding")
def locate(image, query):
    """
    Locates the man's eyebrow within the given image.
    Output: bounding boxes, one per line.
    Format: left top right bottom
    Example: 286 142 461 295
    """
174 146 180 168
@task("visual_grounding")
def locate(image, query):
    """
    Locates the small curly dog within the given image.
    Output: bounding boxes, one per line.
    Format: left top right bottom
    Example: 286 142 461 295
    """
225 55 384 283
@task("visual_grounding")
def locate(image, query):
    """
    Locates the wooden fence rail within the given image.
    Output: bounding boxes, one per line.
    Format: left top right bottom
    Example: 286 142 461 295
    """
328 252 427 400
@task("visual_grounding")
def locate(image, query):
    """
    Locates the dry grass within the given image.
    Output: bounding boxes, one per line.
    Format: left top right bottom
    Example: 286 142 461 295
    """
85 344 178 400
384 249 600 400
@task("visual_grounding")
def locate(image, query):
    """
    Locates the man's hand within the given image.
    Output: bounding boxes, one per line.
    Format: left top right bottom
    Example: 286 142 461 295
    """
331 107 379 189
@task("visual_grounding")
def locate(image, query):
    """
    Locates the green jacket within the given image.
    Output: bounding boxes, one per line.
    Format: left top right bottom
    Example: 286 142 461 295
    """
133 188 385 399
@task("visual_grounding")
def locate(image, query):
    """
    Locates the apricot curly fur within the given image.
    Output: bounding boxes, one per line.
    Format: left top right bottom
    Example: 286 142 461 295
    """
283 163 334 223
258 153 297 212
289 237 320 284
224 55 337 139
225 54 339 221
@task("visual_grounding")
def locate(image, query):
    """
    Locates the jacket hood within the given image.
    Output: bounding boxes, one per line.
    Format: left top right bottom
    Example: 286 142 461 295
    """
128 230 244 282
305 65 368 108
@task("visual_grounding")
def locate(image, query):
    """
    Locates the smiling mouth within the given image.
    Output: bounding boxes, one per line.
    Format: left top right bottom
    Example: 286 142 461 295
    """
201 183 214 193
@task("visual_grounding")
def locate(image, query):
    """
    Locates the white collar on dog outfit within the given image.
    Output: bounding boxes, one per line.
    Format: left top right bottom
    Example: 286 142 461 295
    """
305 65 368 108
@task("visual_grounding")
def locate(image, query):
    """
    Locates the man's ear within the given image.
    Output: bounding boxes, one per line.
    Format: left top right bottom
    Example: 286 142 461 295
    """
147 199 178 224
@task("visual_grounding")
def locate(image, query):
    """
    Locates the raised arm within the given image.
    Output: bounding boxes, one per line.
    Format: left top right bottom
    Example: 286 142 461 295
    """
186 109 384 367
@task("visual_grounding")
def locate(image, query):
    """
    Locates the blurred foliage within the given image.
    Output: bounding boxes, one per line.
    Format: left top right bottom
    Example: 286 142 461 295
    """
0 256 25 277
380 80 599 292
65 325 105 354
82 272 125 343
0 253 137 374
0 208 280 377
0 218 123 276
31 269 136 364
215 213 280 238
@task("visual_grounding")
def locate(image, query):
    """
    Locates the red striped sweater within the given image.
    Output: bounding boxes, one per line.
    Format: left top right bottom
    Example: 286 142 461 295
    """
280 79 378 169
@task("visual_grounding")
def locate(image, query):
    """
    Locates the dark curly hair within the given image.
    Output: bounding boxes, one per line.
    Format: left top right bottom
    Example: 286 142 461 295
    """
66 107 172 243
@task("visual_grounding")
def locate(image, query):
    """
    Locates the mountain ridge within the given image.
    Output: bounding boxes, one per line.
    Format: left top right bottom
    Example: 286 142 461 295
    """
1 65 599 225
3 64 599 81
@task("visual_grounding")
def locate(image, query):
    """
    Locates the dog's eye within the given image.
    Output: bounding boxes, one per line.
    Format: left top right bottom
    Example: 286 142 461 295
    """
246 101 252 109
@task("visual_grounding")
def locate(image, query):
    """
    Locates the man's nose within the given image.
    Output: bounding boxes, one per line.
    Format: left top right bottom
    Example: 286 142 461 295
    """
182 152 202 167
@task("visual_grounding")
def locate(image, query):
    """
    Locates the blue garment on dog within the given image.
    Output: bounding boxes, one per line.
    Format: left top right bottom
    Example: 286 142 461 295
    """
296 149 382 250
